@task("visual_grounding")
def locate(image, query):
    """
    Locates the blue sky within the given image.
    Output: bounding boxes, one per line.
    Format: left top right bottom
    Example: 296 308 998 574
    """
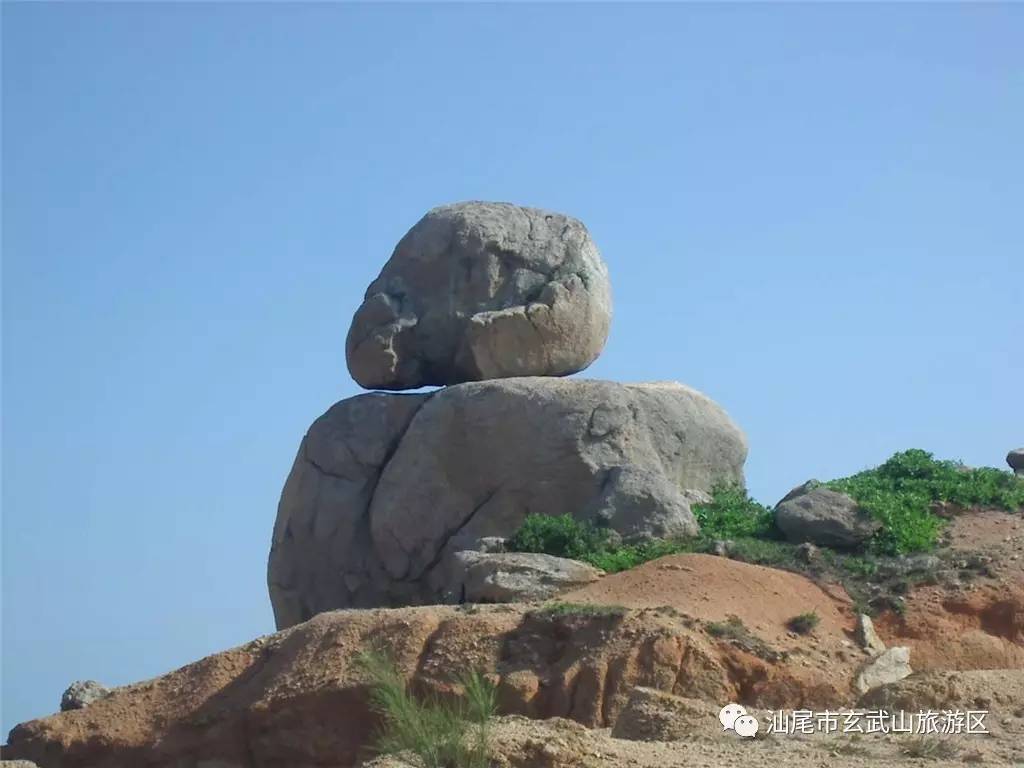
3 2 1022 735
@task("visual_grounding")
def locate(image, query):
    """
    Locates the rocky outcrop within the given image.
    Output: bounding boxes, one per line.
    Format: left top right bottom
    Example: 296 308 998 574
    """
452 551 603 603
774 482 880 549
268 377 746 628
2 605 744 768
59 680 109 711
345 202 612 390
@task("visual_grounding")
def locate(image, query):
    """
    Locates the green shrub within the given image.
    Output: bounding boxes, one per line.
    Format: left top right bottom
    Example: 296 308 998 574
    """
827 449 1024 555
787 611 820 635
507 483 777 574
583 538 694 573
706 615 748 640
691 484 776 539
356 650 496 768
505 514 609 561
721 537 800 569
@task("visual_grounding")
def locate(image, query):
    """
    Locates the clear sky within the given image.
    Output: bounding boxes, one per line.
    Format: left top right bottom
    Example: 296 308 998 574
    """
3 2 1022 735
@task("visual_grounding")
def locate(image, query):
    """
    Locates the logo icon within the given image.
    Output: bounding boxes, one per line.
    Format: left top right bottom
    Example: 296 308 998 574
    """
719 703 759 738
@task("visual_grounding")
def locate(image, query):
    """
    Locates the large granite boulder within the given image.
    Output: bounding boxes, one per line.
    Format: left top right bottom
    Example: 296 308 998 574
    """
774 481 880 549
268 377 747 628
345 201 612 390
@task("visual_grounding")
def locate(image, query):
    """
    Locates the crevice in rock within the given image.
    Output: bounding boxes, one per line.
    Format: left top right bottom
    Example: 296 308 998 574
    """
411 485 503 583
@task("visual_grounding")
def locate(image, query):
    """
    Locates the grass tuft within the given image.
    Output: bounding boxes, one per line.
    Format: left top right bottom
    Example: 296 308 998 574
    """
900 735 961 760
355 650 496 768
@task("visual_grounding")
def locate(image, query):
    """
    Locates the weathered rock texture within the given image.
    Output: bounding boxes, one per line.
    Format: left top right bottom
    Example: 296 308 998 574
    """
345 201 612 390
268 378 747 628
452 551 603 603
774 482 880 549
854 646 912 694
59 680 109 712
854 613 886 655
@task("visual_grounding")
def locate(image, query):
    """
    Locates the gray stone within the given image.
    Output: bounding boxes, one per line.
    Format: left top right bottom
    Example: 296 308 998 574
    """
774 483 880 549
795 542 819 564
475 537 507 554
876 554 941 579
854 646 912 694
854 613 887 655
60 679 109 711
1007 448 1024 473
586 465 698 542
345 201 612 390
268 377 747 628
267 391 431 628
0 762 41 767
452 551 603 603
712 540 735 558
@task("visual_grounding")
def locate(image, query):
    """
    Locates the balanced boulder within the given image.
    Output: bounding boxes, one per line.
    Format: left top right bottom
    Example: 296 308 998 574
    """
774 481 880 549
345 201 612 390
268 377 746 628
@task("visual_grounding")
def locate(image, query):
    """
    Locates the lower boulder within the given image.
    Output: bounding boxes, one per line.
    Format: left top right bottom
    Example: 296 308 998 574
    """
268 377 747 628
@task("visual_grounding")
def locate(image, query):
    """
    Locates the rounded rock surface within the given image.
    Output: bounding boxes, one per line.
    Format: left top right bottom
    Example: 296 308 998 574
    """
268 378 747 628
60 679 109 711
774 483 881 549
345 201 612 390
1007 448 1024 472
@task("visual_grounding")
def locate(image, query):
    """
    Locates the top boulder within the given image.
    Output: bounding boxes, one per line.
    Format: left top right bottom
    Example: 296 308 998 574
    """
345 201 612 390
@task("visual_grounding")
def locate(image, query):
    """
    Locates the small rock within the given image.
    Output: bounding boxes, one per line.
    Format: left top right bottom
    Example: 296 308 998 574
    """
795 542 819 563
854 646 912 694
929 500 964 518
712 539 735 557
877 554 940 578
452 551 603 603
774 483 881 549
60 679 110 711
1007 448 1024 474
475 537 507 554
854 614 887 655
